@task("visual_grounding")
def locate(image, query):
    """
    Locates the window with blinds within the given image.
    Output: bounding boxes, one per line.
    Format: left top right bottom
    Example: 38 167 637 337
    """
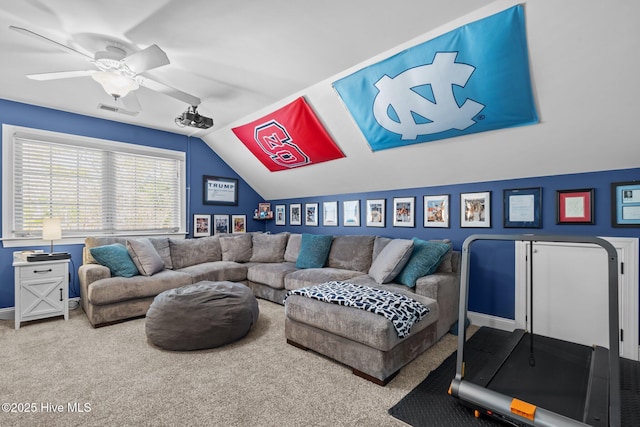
3 125 186 240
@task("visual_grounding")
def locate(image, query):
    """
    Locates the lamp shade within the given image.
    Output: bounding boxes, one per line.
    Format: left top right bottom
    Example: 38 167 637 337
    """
91 71 139 98
42 217 62 241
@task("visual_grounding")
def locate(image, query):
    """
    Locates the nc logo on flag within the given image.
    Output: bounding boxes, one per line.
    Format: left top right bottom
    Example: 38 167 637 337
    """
373 52 484 139
333 5 538 151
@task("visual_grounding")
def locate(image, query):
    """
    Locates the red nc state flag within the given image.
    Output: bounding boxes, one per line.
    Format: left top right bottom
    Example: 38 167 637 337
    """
232 97 344 172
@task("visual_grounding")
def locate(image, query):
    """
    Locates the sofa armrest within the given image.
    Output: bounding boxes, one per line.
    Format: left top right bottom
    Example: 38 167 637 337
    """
79 264 111 286
413 271 460 339
78 264 111 309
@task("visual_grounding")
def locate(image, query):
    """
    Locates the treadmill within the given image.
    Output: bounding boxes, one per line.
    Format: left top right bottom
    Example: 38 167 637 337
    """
449 234 621 427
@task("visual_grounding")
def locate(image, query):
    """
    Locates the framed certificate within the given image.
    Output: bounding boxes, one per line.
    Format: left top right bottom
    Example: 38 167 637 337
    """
557 188 594 224
504 187 541 228
611 181 640 227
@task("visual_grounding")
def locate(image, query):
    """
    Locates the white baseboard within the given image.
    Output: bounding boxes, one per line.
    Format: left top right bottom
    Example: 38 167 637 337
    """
0 297 81 320
0 307 13 320
468 311 516 332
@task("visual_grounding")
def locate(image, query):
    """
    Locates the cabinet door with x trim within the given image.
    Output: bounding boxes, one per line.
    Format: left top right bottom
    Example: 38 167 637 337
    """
14 260 69 329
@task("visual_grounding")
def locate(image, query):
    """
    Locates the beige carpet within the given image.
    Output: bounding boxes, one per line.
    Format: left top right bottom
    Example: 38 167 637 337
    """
0 299 468 426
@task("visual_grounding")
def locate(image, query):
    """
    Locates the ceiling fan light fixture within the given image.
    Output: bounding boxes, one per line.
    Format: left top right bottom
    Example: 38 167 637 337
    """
91 71 139 99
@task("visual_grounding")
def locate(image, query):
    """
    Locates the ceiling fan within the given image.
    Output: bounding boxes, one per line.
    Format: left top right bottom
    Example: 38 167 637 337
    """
10 25 201 111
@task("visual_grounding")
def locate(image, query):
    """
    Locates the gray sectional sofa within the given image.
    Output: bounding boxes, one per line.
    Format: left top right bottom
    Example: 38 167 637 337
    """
79 232 461 384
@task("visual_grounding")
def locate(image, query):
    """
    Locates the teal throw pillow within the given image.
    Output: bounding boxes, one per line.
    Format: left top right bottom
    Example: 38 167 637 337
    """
295 233 333 269
396 238 451 288
90 243 139 278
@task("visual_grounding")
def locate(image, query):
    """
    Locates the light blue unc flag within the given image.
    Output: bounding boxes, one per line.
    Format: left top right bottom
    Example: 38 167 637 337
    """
333 5 538 151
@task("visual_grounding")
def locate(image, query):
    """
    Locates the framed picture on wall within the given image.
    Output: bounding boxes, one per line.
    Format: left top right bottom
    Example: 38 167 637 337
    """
305 203 318 226
274 205 286 225
504 187 542 228
290 203 302 225
203 175 238 206
343 200 360 227
193 214 211 237
424 194 450 228
611 181 640 227
460 191 491 228
323 201 338 226
366 199 385 227
557 188 594 225
393 197 415 227
213 214 229 234
231 214 246 233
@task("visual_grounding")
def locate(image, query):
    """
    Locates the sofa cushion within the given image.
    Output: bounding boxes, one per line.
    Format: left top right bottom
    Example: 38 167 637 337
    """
372 236 393 261
327 235 375 273
250 232 289 263
219 234 253 262
176 261 250 283
396 238 451 288
87 269 192 305
296 233 333 268
368 238 414 284
284 268 365 291
284 233 302 262
126 238 165 276
149 237 173 270
170 236 222 269
248 262 299 290
90 243 139 278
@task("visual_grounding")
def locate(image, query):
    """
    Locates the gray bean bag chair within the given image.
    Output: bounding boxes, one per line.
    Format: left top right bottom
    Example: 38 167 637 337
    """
146 281 259 351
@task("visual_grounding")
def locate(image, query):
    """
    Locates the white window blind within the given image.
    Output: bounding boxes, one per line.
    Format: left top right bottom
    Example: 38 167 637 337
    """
4 126 185 240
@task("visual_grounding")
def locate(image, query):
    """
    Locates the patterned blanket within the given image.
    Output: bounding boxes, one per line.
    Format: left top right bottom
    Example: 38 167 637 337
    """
284 281 429 338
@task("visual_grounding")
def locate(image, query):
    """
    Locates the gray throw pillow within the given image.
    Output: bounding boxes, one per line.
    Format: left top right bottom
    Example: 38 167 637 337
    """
283 233 302 262
148 237 173 270
250 233 289 263
368 239 414 284
127 238 165 276
219 234 253 262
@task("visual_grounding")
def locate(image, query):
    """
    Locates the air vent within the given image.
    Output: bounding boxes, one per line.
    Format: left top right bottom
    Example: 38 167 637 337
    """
97 104 139 116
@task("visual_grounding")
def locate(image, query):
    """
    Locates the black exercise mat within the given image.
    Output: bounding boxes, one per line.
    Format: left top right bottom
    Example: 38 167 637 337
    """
389 327 640 426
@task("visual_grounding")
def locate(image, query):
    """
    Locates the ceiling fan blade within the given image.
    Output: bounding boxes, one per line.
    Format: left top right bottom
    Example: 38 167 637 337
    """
9 26 94 60
123 44 169 73
120 92 142 112
26 70 96 81
137 75 200 106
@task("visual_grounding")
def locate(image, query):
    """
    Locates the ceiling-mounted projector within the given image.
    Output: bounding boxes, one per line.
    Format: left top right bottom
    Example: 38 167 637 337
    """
175 106 213 129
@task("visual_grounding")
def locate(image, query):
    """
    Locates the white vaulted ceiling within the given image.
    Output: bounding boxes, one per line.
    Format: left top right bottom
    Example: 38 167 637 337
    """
1 0 639 200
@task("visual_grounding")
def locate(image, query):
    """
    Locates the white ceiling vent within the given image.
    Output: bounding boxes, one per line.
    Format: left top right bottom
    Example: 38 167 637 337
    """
97 103 139 116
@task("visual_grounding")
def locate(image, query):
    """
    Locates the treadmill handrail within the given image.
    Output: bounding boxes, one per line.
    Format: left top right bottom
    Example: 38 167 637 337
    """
453 233 620 427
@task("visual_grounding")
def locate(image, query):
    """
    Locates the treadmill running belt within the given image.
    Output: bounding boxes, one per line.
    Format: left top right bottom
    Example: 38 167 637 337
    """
487 332 593 422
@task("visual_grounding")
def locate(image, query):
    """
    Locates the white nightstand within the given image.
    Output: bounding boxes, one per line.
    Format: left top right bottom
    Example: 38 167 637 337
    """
13 257 70 330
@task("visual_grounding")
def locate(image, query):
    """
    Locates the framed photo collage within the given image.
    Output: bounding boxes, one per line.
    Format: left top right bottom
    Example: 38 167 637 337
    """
269 181 638 230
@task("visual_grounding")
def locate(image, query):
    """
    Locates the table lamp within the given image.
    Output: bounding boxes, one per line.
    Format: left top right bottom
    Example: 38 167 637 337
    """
27 217 71 262
42 217 62 254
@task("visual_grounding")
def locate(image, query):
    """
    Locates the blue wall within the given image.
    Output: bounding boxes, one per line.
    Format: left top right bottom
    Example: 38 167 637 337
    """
2 99 638 323
0 99 262 309
266 167 640 320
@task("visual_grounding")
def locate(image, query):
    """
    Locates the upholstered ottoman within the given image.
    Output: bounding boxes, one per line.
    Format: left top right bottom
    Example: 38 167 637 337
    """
284 283 439 385
146 281 259 351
